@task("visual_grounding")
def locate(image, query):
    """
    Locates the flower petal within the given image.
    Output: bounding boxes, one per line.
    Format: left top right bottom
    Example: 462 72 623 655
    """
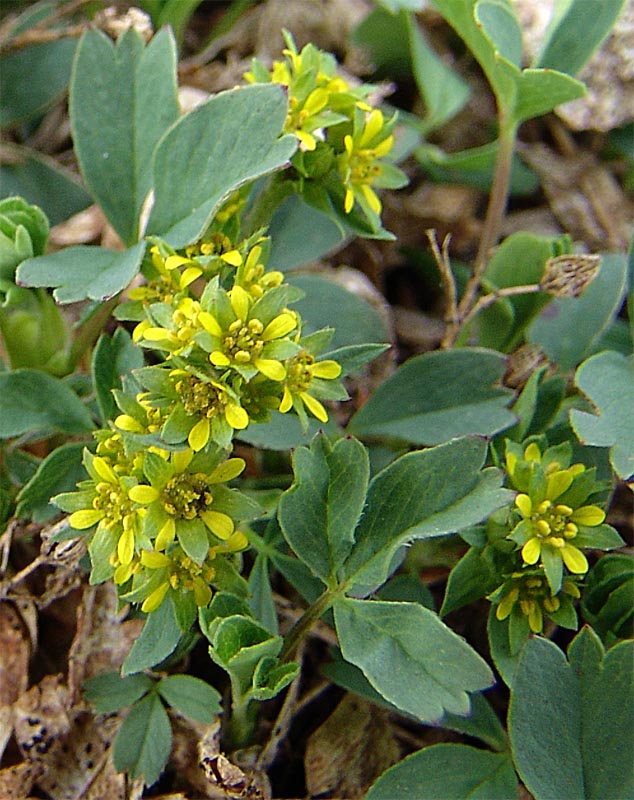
255 358 286 381
129 485 160 504
210 351 231 367
570 505 605 526
225 403 249 430
141 582 170 613
69 508 104 530
229 285 251 321
93 456 118 484
515 493 532 518
311 360 342 379
141 550 172 568
117 527 135 566
198 311 222 337
300 391 328 423
561 545 588 574
208 457 245 483
201 510 234 540
262 313 296 341
156 517 176 550
522 537 541 565
279 386 293 414
188 417 210 452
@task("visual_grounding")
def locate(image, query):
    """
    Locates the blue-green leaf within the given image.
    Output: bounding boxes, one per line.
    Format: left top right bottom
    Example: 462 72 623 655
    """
569 350 634 482
348 349 516 445
70 28 179 245
16 242 146 304
509 628 634 800
157 675 221 723
278 435 369 584
334 597 494 722
366 744 517 800
146 84 297 247
0 369 94 438
122 596 182 675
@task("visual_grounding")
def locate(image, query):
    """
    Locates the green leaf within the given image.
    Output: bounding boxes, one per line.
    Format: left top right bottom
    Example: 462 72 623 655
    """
207 614 283 696
416 140 538 195
0 369 94 438
157 675 221 723
113 691 172 787
343 437 513 595
528 254 628 369
475 0 523 68
251 656 299 701
569 351 634 481
146 84 297 247
535 0 626 76
267 195 347 270
92 328 144 424
248 554 278 634
582 554 634 644
440 546 498 617
15 442 85 522
69 28 179 245
0 145 92 227
334 597 494 722
407 13 470 132
83 671 154 713
122 595 182 675
16 242 146 304
0 39 77 128
348 349 516 445
487 605 520 688
278 435 369 584
478 231 561 351
509 628 634 800
367 743 517 800
429 0 584 120
290 275 391 348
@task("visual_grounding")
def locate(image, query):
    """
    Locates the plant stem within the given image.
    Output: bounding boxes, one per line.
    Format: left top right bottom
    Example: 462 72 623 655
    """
443 116 518 348
67 295 120 372
280 588 338 662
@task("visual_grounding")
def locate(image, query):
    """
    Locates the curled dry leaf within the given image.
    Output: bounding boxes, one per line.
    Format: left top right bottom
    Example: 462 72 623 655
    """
13 675 71 762
0 601 32 707
0 760 44 800
198 721 270 800
521 143 633 252
304 693 401 799
68 583 143 703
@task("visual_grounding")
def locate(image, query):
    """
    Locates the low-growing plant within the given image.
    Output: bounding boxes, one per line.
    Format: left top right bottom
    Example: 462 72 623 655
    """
0 1 632 797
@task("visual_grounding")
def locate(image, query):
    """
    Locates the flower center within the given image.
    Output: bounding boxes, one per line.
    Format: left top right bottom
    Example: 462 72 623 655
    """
350 152 382 184
531 500 578 548
168 551 215 591
287 352 315 392
174 375 226 419
222 318 265 364
93 482 133 528
162 473 213 519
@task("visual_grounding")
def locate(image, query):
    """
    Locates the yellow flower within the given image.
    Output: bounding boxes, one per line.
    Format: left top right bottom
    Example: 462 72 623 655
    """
492 571 580 635
337 109 395 216
199 285 297 380
128 245 202 306
279 351 342 423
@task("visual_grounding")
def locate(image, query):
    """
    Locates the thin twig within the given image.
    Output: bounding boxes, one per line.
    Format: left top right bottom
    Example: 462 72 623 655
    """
426 229 458 349
459 282 542 329
256 639 306 771
0 0 92 55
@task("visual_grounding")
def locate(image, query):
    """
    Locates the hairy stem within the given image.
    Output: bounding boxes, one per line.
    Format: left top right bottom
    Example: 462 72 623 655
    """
280 588 338 662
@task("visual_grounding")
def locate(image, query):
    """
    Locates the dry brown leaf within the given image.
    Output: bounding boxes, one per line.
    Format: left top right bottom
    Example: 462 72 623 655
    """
304 694 400 799
68 583 143 703
49 206 108 247
13 675 71 762
197 721 270 800
35 712 124 800
521 143 633 252
0 760 44 800
0 602 32 707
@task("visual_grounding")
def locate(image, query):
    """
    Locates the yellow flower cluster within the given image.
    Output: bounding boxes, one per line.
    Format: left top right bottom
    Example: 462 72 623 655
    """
244 31 406 221
487 438 623 637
